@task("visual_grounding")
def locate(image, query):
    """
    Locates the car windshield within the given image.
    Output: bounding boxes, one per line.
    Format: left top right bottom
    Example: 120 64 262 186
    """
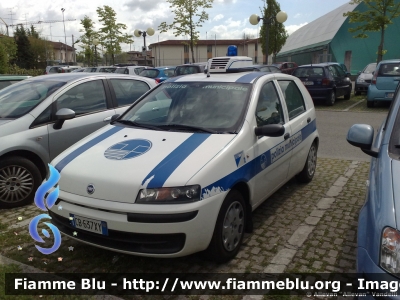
139 69 160 78
292 67 324 77
119 82 251 133
363 63 377 74
272 63 282 68
378 63 400 76
0 80 66 119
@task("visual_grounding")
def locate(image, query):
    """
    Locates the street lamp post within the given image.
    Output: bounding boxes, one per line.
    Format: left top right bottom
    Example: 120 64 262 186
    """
61 8 67 64
93 39 99 67
249 11 287 64
134 28 155 66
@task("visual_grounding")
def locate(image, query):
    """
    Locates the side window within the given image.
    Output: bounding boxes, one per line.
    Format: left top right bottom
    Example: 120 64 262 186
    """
278 80 306 120
31 105 52 127
255 82 284 126
110 79 150 106
328 66 338 77
333 65 345 77
55 80 107 115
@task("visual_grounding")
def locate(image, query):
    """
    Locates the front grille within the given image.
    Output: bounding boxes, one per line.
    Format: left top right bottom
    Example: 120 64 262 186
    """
49 211 186 254
365 79 371 83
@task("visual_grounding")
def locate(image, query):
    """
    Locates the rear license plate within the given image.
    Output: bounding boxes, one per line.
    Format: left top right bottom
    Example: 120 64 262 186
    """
386 92 394 98
303 81 314 85
70 214 108 235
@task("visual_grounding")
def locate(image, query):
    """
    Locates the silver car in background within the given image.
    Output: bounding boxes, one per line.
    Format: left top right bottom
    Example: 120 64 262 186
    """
0 73 156 208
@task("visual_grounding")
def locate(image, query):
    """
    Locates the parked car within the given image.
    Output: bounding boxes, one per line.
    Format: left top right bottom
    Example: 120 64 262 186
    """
271 62 298 74
292 63 352 106
251 65 282 73
71 68 86 73
45 66 81 74
174 63 207 76
82 66 117 73
0 73 157 208
347 83 400 286
367 59 400 107
326 62 348 73
45 66 63 75
0 75 31 90
355 63 377 96
115 66 151 75
49 56 319 262
139 66 176 83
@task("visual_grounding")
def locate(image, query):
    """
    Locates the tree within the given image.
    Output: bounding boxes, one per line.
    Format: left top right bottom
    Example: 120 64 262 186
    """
158 0 213 63
14 25 34 69
79 16 96 66
259 0 288 63
96 5 133 65
27 26 51 68
344 0 400 63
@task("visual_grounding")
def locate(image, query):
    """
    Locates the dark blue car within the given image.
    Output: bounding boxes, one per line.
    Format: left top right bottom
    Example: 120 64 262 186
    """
347 84 400 294
292 63 352 106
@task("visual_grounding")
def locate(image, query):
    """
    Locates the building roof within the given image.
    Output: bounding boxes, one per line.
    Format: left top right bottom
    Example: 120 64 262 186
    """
48 41 75 51
279 2 359 56
149 38 259 47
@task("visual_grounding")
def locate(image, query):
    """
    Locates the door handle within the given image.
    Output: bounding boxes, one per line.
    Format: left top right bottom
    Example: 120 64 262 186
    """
284 133 290 140
307 117 311 123
103 116 112 122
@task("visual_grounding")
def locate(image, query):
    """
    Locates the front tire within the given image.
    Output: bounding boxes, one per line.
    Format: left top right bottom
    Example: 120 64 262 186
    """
0 157 42 209
367 100 374 108
203 190 246 263
344 88 351 100
296 142 318 183
326 90 336 106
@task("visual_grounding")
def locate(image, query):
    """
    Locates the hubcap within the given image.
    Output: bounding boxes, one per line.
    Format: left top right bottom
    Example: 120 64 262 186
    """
222 201 244 252
0 165 33 203
307 145 317 176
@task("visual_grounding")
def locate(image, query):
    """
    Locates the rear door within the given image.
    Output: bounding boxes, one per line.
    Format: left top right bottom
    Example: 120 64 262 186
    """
376 62 400 97
327 65 344 96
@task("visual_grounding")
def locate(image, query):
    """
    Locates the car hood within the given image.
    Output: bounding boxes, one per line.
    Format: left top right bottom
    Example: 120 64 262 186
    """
52 125 235 203
0 119 14 126
359 73 373 80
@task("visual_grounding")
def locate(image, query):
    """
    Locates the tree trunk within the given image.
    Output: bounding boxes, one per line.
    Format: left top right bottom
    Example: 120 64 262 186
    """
377 25 385 63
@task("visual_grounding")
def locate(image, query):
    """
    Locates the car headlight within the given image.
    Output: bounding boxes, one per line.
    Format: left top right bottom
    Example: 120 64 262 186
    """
136 185 201 204
381 227 400 274
357 77 365 83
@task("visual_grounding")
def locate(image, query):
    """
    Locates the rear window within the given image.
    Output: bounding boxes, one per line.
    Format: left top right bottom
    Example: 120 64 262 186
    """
292 67 324 77
175 66 200 76
139 69 160 78
378 63 400 76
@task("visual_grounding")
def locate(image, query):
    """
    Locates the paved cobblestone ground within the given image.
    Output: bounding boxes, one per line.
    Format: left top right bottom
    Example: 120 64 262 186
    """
0 158 370 300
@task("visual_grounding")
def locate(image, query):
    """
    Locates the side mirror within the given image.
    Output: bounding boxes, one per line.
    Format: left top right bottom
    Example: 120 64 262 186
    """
255 124 285 137
111 114 120 122
53 108 75 130
346 124 378 157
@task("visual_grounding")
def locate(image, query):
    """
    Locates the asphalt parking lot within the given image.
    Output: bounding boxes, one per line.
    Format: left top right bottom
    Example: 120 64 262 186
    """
0 94 385 299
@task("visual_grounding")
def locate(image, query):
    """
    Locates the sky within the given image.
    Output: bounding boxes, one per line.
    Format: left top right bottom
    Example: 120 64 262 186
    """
0 0 352 53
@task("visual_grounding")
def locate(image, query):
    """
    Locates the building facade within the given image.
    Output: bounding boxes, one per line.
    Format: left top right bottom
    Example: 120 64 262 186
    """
149 39 263 67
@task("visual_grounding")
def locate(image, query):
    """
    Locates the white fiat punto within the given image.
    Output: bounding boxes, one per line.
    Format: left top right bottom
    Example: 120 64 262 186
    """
49 56 319 262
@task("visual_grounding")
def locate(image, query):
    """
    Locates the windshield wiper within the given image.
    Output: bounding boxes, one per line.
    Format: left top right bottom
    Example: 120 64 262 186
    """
114 119 164 131
160 123 217 133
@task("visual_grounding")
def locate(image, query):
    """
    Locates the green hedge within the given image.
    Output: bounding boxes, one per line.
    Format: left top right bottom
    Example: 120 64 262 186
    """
5 65 45 76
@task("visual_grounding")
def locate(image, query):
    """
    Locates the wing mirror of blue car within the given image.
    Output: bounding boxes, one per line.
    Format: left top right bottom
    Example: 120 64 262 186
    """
254 124 285 137
346 124 378 158
53 108 76 130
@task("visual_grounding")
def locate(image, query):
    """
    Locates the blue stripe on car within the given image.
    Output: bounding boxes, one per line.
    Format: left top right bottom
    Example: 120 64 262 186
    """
235 72 263 83
55 126 124 172
142 133 211 189
201 119 317 198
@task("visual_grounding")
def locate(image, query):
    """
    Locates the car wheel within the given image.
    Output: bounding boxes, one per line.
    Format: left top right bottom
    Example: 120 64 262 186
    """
203 190 246 263
326 90 336 106
367 100 374 108
296 142 318 183
344 88 351 100
0 157 42 209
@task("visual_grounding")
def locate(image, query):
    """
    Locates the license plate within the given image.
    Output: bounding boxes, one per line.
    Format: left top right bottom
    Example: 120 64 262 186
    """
386 92 394 98
70 214 108 235
303 81 314 85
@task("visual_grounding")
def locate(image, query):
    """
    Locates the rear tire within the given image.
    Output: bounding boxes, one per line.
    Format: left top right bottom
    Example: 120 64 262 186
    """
344 88 351 100
0 157 42 209
367 100 374 108
203 190 246 263
326 90 336 106
296 142 318 183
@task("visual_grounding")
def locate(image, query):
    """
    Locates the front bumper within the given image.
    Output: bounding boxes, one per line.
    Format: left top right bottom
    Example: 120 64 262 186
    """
49 189 226 257
355 82 370 93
